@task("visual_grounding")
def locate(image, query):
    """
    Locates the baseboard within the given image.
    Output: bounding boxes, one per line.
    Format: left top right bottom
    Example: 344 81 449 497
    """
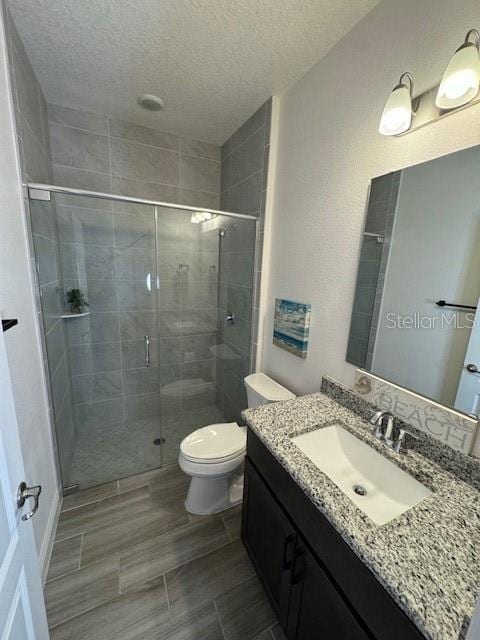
39 488 62 584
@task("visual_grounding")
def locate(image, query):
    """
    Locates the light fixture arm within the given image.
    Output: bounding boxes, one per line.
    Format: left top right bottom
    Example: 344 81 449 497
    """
398 72 414 97
464 28 480 50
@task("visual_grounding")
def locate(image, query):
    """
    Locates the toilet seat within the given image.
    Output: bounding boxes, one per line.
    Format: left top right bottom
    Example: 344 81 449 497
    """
180 422 246 464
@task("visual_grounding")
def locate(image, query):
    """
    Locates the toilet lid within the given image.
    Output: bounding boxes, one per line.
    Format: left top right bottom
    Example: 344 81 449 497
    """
180 422 246 461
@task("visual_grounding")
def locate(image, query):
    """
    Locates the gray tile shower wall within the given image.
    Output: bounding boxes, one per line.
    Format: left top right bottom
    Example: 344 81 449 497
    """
46 103 223 473
4 9 51 184
3 7 77 483
47 103 221 210
155 209 222 449
217 100 271 421
57 195 223 469
220 99 271 218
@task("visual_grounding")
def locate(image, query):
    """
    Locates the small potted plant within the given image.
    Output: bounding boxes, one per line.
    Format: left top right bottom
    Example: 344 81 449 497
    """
66 288 89 314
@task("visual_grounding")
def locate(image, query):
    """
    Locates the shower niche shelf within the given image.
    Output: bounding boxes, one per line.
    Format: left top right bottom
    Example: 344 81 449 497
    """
61 312 91 319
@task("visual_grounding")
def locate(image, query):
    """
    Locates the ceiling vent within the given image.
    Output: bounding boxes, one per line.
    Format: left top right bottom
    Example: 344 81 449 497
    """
137 94 164 111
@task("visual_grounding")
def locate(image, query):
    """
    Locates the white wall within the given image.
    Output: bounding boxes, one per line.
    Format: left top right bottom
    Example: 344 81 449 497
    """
373 148 480 408
0 6 59 577
262 0 480 396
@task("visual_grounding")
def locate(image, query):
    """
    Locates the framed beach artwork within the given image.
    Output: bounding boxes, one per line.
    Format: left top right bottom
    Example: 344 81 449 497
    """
273 299 311 358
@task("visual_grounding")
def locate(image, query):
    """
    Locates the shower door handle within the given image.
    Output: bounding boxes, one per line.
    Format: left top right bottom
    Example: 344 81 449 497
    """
144 335 150 368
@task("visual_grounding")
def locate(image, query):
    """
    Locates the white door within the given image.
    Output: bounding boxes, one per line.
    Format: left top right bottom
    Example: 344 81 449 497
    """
0 322 49 639
455 299 480 416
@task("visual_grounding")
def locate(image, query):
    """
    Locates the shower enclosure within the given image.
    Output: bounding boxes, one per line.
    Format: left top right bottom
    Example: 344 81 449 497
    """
28 184 258 492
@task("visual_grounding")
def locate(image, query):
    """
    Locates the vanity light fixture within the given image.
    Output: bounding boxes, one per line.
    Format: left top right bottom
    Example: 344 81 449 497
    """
436 29 480 109
379 72 414 136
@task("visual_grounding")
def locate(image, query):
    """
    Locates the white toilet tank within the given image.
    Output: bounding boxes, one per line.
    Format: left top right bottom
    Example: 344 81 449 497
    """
244 372 296 408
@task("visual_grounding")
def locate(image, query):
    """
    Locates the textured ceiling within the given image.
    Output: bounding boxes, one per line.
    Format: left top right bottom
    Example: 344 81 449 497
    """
9 0 379 144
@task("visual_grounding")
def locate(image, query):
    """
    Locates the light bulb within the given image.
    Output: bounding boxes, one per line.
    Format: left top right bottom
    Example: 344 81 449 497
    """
379 74 413 136
436 30 480 109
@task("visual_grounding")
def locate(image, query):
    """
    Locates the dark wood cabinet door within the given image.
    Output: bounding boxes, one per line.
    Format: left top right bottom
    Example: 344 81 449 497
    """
288 543 371 640
242 458 296 629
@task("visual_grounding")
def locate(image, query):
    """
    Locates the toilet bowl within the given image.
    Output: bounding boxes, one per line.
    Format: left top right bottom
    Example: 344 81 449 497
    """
179 373 295 515
179 422 247 514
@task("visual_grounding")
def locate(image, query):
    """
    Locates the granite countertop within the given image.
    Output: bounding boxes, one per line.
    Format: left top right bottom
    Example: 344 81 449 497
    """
242 391 480 640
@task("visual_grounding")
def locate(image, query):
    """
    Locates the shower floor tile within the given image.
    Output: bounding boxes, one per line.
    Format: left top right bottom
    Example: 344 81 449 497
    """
68 417 161 489
68 404 227 490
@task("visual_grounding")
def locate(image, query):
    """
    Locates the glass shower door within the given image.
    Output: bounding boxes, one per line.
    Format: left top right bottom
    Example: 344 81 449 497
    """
28 188 258 491
29 191 163 491
156 205 257 464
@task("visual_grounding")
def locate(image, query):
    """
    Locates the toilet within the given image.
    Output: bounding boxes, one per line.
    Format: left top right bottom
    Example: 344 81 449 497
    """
179 372 295 515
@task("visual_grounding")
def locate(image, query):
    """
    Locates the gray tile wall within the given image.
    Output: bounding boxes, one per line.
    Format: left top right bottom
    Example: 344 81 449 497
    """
217 100 271 420
216 221 257 422
47 104 221 210
157 210 222 460
3 8 77 484
48 99 268 433
346 172 401 368
46 103 223 468
56 196 225 467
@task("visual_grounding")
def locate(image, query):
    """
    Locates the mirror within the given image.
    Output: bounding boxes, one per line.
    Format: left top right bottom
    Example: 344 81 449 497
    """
347 145 480 417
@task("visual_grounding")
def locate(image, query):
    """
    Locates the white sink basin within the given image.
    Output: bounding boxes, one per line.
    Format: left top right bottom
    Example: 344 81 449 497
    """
292 424 431 526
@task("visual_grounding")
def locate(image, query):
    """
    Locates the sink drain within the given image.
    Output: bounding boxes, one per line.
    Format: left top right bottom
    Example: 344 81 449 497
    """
353 484 367 496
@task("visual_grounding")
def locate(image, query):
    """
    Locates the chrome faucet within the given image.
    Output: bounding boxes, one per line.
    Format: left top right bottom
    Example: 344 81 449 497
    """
384 414 394 447
392 427 419 454
369 411 419 453
369 410 394 447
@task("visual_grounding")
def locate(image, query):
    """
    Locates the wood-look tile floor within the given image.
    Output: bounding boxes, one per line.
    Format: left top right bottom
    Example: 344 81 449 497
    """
45 464 285 640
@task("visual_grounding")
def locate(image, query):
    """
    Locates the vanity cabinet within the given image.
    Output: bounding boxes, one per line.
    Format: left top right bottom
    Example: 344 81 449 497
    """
242 429 425 640
242 456 295 628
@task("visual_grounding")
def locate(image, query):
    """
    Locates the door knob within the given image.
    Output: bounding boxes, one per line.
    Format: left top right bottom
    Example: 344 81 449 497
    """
17 482 41 521
225 312 235 325
466 363 479 373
